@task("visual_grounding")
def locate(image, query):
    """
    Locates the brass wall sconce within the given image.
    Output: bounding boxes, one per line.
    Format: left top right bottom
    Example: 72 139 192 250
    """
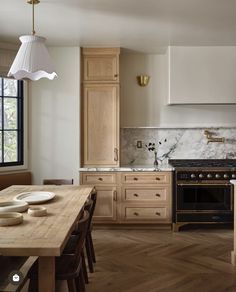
204 129 225 144
137 75 150 87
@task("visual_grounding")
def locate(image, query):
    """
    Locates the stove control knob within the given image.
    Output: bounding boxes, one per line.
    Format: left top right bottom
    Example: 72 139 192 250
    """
215 174 220 179
232 174 236 179
207 174 212 178
190 174 196 179
223 174 229 179
199 173 204 179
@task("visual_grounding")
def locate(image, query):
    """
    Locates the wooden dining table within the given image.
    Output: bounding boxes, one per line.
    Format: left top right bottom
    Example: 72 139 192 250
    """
0 184 94 292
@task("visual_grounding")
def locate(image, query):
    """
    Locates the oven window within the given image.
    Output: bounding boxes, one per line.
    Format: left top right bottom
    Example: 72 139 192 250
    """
177 185 232 211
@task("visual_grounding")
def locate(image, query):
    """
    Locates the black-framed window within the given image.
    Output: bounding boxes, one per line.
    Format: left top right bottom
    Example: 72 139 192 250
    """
0 77 23 167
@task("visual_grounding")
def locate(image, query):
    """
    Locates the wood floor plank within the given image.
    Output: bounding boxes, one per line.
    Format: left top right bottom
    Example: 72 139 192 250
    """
87 228 236 292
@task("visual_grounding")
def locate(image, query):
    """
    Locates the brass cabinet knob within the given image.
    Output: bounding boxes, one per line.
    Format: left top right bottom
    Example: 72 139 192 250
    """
114 74 118 77
156 212 161 216
134 212 139 216
155 177 160 180
133 193 139 197
133 177 138 181
155 193 160 197
98 177 103 181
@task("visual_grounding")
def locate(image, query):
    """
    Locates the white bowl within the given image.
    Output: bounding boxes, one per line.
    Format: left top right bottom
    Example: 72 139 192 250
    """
0 212 23 226
28 206 47 217
0 201 28 213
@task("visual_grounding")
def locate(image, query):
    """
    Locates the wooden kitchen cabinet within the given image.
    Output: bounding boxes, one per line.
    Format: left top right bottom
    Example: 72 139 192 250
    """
93 186 118 222
82 48 119 82
82 84 119 166
80 171 172 225
80 172 119 223
81 48 120 167
120 172 172 223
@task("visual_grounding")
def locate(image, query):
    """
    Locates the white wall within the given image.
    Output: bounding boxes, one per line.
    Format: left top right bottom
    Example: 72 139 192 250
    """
29 47 80 184
120 50 236 127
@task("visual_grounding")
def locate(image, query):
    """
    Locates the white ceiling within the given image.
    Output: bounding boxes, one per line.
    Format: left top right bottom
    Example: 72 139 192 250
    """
1 0 236 53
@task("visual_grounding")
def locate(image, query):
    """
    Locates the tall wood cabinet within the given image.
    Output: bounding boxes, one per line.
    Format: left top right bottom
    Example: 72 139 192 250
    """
81 48 120 167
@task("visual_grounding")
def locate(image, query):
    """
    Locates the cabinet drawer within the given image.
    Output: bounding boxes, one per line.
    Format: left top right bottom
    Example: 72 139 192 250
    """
124 207 169 220
122 173 170 184
124 188 168 202
81 173 116 184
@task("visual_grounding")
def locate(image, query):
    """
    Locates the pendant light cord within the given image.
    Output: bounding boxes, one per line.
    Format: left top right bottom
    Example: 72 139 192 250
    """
32 0 35 35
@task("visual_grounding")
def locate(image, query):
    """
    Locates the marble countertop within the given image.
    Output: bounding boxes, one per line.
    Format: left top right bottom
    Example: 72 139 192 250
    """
230 180 236 185
79 164 174 172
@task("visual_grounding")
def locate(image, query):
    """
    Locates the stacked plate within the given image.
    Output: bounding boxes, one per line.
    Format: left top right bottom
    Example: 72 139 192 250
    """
0 191 55 226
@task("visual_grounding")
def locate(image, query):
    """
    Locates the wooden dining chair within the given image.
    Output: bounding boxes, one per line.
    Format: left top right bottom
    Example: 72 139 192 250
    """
84 192 97 273
43 179 74 185
28 210 89 292
64 191 97 274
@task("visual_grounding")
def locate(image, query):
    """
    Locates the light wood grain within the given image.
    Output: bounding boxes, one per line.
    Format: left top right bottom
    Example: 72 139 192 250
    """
80 172 172 224
39 257 55 292
83 84 119 166
0 185 93 256
82 173 117 184
0 185 93 292
121 172 171 184
81 47 120 167
82 47 120 83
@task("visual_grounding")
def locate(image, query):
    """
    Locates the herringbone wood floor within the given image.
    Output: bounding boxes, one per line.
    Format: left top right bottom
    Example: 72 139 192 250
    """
86 227 236 292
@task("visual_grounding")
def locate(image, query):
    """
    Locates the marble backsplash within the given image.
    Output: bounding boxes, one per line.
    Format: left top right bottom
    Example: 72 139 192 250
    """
120 128 236 165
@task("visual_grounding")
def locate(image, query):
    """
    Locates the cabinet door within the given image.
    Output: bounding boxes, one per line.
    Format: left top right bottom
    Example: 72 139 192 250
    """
93 186 117 222
83 84 119 166
83 55 119 82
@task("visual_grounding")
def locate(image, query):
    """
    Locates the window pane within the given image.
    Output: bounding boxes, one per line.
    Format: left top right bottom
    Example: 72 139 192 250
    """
4 131 17 162
0 97 2 129
3 79 17 97
0 132 2 163
4 98 17 129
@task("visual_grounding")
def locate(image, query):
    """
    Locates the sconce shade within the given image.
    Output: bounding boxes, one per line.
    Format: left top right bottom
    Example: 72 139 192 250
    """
137 75 150 86
8 35 57 81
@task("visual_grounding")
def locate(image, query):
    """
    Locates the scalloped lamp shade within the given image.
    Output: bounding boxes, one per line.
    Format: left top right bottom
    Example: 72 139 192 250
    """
8 35 57 81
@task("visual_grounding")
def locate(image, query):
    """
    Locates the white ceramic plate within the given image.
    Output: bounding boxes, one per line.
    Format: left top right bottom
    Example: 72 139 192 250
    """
0 201 28 213
0 212 23 226
14 191 55 204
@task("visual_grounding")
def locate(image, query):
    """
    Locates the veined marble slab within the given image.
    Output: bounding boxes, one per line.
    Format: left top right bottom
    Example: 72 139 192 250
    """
79 164 174 172
121 127 236 165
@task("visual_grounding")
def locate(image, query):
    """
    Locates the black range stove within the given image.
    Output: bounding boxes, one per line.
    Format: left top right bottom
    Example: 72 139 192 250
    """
169 159 235 231
169 159 236 169
169 159 236 181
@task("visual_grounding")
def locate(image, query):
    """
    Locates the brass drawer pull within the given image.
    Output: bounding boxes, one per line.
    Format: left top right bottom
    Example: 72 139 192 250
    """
155 193 161 197
156 212 161 216
113 190 117 201
155 177 160 180
133 177 138 181
114 148 119 161
134 193 139 197
134 212 139 216
98 177 103 181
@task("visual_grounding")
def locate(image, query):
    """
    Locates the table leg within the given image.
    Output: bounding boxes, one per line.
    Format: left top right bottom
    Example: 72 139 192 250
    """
38 257 55 292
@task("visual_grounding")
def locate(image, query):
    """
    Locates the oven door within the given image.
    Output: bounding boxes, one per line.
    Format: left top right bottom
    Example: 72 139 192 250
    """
176 183 232 211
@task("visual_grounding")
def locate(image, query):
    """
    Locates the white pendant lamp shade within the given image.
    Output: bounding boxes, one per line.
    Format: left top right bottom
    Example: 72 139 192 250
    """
8 35 57 81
